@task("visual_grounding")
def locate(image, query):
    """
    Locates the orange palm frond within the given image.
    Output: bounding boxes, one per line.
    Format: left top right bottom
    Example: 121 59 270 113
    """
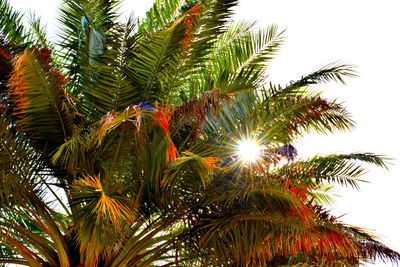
153 102 174 133
202 156 219 172
153 102 178 161
73 174 135 224
182 4 203 49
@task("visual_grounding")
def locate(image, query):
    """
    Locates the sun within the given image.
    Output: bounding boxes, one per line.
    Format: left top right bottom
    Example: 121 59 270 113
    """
236 138 263 164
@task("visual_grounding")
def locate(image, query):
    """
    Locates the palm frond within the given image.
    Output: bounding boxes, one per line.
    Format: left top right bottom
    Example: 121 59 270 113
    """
8 48 74 154
183 176 312 266
261 93 355 143
72 174 137 265
210 25 285 92
308 182 336 205
0 0 28 47
188 0 239 62
127 15 190 103
139 0 184 32
215 20 258 49
270 62 357 98
79 18 139 118
109 216 180 267
73 174 135 224
26 12 48 47
51 126 95 175
171 88 232 149
1 0 398 266
278 153 388 189
57 0 120 95
0 110 70 265
163 151 218 195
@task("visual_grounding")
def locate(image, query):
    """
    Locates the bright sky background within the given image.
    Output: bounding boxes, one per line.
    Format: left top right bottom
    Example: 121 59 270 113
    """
9 0 400 266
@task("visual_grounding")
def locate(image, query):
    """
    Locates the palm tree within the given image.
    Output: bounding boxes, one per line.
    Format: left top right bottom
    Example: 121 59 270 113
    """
0 0 399 266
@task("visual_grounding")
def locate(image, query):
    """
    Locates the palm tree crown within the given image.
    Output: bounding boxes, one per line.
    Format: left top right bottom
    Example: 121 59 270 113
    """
0 0 399 266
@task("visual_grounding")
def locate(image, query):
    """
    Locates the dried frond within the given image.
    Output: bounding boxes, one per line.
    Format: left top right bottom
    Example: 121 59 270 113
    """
95 104 144 145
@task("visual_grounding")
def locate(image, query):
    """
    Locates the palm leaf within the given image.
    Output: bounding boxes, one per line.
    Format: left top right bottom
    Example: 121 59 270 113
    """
57 0 120 96
278 153 388 189
80 18 139 118
139 0 184 33
210 25 285 92
8 49 74 153
0 110 70 266
0 0 28 47
269 62 357 98
127 15 189 103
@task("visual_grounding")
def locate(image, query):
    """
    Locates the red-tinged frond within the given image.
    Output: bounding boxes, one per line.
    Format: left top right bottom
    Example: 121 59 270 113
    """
8 48 74 153
171 89 232 147
0 47 13 81
309 202 337 224
263 94 354 143
260 228 359 266
184 4 202 16
31 47 52 70
95 104 143 145
356 240 400 264
168 142 178 161
8 53 29 113
173 88 232 122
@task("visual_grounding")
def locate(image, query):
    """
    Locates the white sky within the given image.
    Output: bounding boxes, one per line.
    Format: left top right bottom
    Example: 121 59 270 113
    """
9 0 400 266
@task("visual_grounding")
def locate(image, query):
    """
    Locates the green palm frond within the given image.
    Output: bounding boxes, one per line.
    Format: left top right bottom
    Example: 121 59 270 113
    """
0 110 42 202
51 126 95 175
203 90 353 149
163 151 218 195
210 25 284 92
215 20 258 48
0 0 28 48
26 12 48 47
109 216 180 267
58 0 120 95
128 16 189 103
139 0 184 32
278 153 388 189
79 18 139 118
261 92 354 143
0 110 71 267
270 62 357 98
308 182 336 205
188 0 239 61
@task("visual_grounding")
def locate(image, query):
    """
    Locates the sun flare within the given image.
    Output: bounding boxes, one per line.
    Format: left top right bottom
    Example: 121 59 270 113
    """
236 138 263 163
